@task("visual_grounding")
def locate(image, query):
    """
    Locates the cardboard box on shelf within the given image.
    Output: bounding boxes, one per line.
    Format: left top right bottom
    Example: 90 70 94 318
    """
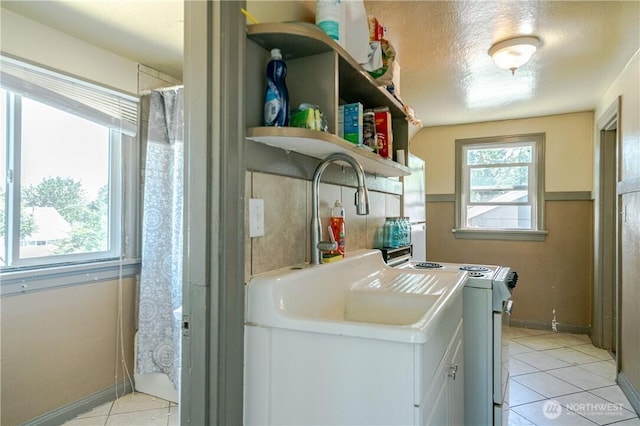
339 102 363 145
374 108 393 159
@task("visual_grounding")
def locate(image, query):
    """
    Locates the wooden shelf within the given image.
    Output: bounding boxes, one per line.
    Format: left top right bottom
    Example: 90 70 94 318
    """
246 23 406 118
247 127 410 177
246 23 410 179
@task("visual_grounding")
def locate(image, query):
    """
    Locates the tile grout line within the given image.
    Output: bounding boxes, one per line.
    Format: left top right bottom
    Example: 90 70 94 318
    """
510 371 639 423
510 357 616 397
584 387 640 418
559 395 639 425
96 400 112 426
506 329 640 425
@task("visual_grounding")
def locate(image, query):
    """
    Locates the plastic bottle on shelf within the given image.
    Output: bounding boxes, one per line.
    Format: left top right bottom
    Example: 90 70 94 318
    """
263 48 289 127
315 0 345 46
330 200 346 256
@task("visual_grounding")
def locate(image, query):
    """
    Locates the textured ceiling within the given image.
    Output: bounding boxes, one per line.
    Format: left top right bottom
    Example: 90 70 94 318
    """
2 1 639 127
365 1 640 126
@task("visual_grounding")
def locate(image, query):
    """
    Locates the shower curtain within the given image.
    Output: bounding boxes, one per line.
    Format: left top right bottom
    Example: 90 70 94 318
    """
136 87 183 390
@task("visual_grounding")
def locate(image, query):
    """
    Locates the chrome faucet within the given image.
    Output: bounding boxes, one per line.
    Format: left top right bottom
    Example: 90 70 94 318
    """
311 153 370 264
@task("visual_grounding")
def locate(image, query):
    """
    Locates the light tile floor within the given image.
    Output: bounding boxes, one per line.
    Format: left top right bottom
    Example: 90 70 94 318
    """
62 326 640 426
62 392 177 426
505 326 640 425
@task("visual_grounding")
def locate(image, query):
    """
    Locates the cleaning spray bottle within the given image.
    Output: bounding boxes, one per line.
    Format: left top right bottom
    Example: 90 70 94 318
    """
263 48 289 126
330 200 346 256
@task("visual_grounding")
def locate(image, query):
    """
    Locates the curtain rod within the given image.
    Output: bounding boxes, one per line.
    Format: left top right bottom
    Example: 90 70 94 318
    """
139 85 184 96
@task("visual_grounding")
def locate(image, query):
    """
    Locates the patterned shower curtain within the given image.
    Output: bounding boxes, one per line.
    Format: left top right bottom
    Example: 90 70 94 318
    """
136 87 183 389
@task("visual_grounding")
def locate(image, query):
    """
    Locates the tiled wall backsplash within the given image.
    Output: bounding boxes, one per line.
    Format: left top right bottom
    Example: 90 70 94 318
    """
244 171 400 280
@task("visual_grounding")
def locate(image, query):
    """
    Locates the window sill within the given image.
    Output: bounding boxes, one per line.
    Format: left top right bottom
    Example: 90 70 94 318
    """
0 258 141 297
452 228 548 241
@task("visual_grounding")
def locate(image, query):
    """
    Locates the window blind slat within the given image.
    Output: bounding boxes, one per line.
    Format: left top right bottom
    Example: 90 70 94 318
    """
0 55 138 136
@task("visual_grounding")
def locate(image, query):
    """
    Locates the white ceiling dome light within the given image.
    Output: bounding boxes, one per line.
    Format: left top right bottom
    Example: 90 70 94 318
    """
489 36 541 75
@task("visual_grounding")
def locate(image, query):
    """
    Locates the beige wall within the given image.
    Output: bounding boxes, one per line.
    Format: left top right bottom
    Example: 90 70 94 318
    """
0 9 139 95
0 12 146 424
244 171 400 278
411 112 595 331
411 111 594 194
246 0 315 25
0 277 137 425
426 200 593 328
596 51 640 181
596 51 640 398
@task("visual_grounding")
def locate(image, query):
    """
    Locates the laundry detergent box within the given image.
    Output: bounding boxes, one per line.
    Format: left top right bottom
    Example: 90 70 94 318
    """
339 102 363 145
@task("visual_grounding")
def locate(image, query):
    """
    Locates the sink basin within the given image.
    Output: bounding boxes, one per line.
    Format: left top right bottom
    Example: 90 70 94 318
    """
245 249 467 343
345 291 440 325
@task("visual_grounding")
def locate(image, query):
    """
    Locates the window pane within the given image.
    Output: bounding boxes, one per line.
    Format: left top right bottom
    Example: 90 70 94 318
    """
0 89 6 266
470 189 528 203
466 205 532 229
470 166 529 202
467 146 532 165
19 96 111 259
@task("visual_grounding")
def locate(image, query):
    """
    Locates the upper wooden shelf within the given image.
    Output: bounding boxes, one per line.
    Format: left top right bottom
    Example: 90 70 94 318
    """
247 127 410 177
246 23 406 119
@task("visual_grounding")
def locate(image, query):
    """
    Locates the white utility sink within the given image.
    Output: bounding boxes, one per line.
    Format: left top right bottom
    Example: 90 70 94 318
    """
345 291 440 325
245 249 467 343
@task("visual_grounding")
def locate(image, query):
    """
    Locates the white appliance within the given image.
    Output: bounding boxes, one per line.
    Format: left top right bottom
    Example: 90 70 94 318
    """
398 261 517 426
395 152 519 424
401 153 426 261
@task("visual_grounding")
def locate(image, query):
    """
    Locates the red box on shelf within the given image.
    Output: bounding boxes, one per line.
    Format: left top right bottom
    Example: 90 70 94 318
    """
374 109 393 159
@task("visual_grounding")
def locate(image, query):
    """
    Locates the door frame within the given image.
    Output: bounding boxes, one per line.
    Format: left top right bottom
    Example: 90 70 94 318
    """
593 97 621 358
182 1 246 424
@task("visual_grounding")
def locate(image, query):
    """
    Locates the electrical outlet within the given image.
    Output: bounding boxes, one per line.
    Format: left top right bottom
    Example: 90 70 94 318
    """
249 198 264 237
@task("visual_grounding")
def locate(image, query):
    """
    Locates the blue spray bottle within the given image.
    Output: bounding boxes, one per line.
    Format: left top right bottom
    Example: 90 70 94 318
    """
263 48 289 127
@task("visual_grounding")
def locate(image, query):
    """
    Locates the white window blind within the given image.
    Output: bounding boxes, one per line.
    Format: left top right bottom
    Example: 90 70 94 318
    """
0 54 138 136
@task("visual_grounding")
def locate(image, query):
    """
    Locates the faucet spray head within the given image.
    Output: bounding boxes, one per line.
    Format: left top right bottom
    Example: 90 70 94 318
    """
355 186 370 215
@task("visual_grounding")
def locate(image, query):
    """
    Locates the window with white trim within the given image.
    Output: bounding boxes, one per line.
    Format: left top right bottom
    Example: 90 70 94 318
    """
0 55 139 270
455 133 546 240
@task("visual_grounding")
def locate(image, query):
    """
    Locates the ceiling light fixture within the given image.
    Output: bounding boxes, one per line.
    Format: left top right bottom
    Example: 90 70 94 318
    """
489 36 541 75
